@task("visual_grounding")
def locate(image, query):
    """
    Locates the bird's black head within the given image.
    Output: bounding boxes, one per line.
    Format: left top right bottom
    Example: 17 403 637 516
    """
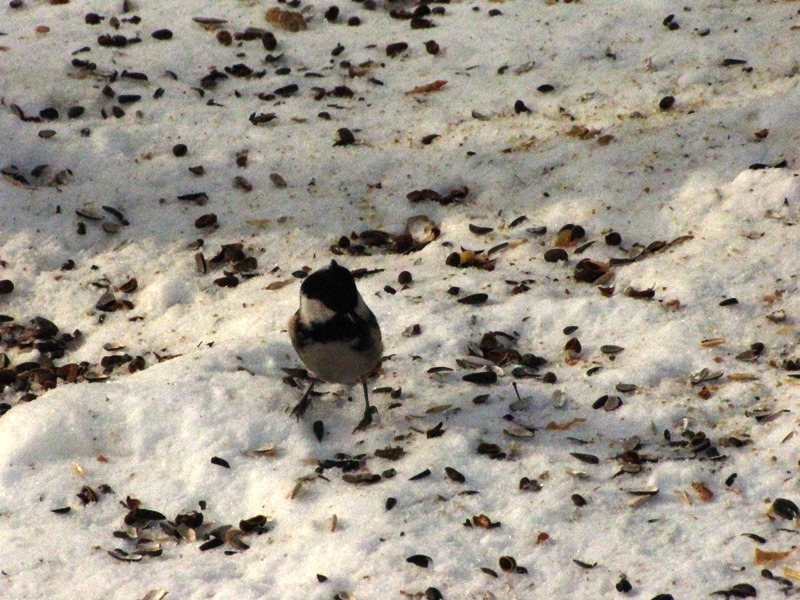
300 260 359 314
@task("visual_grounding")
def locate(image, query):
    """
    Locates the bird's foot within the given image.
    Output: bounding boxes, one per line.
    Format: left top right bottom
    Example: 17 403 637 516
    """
353 405 377 433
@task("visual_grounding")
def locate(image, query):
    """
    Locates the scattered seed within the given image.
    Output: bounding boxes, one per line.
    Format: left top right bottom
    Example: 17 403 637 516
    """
570 452 599 464
409 469 431 481
406 554 432 568
173 143 188 157
458 293 488 305
313 420 324 442
108 548 143 562
659 95 675 110
544 248 568 263
386 42 409 57
720 297 739 306
424 40 440 55
0 281 13 294
334 128 356 146
564 337 581 354
151 29 173 40
771 498 799 520
463 371 497 384
573 559 597 569
195 213 218 228
211 456 230 468
214 275 239 288
445 467 465 483
571 493 587 507
469 224 493 235
269 173 287 187
616 576 633 592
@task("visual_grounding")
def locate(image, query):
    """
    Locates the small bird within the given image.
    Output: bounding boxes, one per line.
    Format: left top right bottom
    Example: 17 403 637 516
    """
288 260 383 432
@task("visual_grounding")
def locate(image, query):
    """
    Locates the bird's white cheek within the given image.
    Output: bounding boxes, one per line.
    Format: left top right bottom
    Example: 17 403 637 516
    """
299 296 336 325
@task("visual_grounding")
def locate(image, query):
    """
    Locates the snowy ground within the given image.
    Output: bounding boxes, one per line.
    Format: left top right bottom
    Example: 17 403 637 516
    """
1 0 800 598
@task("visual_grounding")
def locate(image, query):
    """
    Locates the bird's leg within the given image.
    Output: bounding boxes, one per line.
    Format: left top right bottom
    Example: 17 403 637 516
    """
353 376 377 433
291 378 318 421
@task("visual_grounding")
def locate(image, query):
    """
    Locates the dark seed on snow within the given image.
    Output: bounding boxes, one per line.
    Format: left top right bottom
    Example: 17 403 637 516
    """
313 420 324 442
771 498 800 520
316 574 328 583
544 248 568 263
571 493 587 507
199 538 225 551
425 588 444 600
39 107 59 120
519 477 541 491
0 281 13 294
262 32 277 51
720 297 739 306
151 29 173 40
616 576 633 592
445 467 465 483
499 556 517 572
275 84 299 97
195 213 217 228
347 16 360 26
214 275 239 288
481 567 499 577
458 293 488 305
398 271 412 285
407 555 432 568
385 497 397 510
409 468 431 481
721 58 747 67
570 452 599 464
565 337 581 353
659 96 675 111
469 224 493 235
386 42 409 57
335 128 356 146
51 506 72 514
211 456 230 468
605 231 622 245
463 371 497 385
477 443 502 456
537 84 555 93
424 40 440 55
514 99 531 114
324 6 339 22
173 143 188 157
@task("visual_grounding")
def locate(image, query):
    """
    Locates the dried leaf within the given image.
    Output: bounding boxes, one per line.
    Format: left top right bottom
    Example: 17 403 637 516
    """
546 418 586 431
755 548 791 564
405 80 448 95
692 481 713 502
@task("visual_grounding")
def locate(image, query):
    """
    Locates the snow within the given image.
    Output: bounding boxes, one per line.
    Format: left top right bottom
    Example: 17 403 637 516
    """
1 0 800 598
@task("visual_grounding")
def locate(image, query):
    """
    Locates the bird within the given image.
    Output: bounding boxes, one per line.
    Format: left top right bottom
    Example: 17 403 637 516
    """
288 260 383 432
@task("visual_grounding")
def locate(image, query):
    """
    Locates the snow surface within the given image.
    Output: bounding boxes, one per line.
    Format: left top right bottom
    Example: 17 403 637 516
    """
1 0 800 598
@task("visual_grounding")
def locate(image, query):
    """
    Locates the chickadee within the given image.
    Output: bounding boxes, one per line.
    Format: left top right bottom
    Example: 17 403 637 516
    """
288 260 383 432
